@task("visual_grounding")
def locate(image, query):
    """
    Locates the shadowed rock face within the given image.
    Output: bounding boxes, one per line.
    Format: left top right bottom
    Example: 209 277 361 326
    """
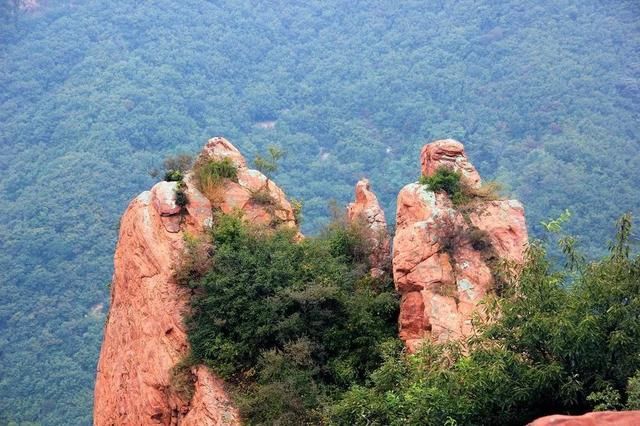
393 139 528 350
346 178 390 276
94 137 297 425
529 411 640 426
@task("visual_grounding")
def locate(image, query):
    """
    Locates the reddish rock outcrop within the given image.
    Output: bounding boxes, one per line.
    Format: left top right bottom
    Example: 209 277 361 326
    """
393 139 528 350
529 410 640 426
198 137 297 228
421 139 482 189
94 137 297 425
347 178 391 276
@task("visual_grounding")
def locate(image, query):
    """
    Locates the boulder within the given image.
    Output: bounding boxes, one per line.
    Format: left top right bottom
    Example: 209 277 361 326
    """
529 411 640 426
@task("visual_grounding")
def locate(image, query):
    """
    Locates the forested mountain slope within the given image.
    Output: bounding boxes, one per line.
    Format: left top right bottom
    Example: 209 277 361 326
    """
0 0 638 424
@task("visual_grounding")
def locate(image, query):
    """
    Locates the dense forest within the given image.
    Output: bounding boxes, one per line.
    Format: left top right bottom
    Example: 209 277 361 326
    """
0 0 638 424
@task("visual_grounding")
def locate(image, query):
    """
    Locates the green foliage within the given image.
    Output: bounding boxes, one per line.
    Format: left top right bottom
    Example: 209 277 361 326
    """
183 213 398 423
541 209 572 233
290 197 303 225
421 168 504 207
253 146 284 178
194 157 239 202
195 157 238 186
421 167 466 205
625 371 640 410
174 181 189 208
329 215 640 425
164 169 184 182
586 386 622 412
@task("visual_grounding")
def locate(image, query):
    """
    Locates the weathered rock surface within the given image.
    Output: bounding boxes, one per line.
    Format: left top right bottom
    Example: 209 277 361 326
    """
529 410 640 426
94 137 297 425
200 137 297 227
393 140 528 350
347 178 391 276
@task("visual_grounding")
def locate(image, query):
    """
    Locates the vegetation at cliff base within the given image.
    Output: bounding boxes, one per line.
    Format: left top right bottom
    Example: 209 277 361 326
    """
179 211 640 425
180 215 398 424
330 214 640 425
179 213 398 424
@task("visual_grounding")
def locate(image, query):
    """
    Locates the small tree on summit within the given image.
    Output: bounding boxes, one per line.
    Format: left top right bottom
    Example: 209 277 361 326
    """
254 146 284 187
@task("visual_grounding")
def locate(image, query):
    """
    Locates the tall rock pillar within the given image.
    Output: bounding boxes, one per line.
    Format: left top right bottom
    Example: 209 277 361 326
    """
392 139 528 350
94 137 298 425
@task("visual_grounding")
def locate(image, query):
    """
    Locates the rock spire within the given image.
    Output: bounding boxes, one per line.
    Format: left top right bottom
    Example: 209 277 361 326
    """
393 139 528 350
94 137 297 425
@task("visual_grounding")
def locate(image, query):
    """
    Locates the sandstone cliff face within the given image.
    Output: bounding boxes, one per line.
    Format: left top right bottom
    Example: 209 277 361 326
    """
529 410 640 426
94 137 296 425
393 139 528 350
346 178 390 276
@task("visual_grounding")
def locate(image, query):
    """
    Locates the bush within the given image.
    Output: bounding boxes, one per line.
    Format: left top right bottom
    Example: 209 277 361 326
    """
174 181 189 208
162 154 193 181
164 169 184 182
420 167 504 206
626 371 640 409
169 355 196 401
467 227 492 252
420 167 464 203
434 216 494 258
434 214 467 257
181 213 398 423
249 188 277 206
290 197 303 225
194 157 238 202
174 233 213 287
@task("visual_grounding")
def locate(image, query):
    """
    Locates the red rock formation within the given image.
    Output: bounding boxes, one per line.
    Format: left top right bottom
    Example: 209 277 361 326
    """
346 178 390 276
94 137 297 425
198 136 297 227
529 411 640 426
393 139 528 350
421 139 482 189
